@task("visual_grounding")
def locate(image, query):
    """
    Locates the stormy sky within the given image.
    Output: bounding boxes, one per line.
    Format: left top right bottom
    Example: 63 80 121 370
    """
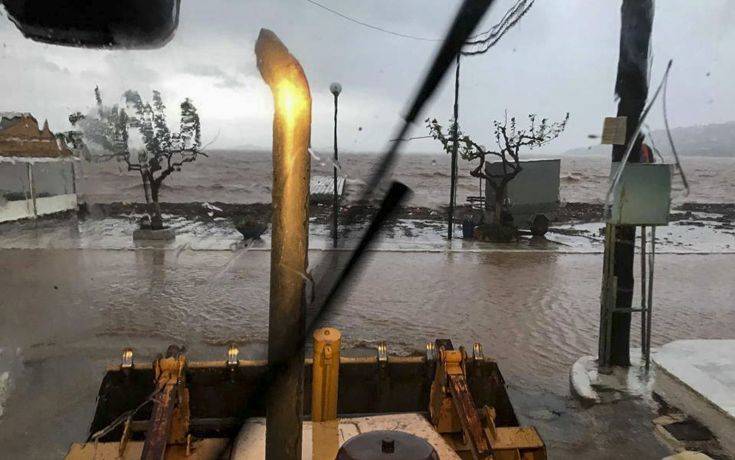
0 0 733 154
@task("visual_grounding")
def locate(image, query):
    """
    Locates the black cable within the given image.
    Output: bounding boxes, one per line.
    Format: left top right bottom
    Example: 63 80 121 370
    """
389 135 433 142
662 65 690 195
302 0 529 51
462 0 534 55
303 0 441 42
465 0 529 45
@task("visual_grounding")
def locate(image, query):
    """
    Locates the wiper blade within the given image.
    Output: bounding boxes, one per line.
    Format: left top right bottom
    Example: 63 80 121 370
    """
309 0 496 330
239 0 497 450
364 0 496 196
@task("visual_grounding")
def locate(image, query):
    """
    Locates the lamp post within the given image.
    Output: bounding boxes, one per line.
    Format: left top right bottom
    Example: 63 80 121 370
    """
330 82 341 247
448 55 460 240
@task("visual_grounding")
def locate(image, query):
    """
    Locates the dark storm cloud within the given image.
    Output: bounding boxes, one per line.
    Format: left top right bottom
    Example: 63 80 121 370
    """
1 0 734 153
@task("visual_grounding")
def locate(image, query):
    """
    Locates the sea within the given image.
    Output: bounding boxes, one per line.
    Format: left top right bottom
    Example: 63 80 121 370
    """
79 150 735 207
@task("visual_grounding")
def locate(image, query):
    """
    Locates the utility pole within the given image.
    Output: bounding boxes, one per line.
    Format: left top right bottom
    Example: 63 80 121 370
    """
330 82 342 247
448 54 461 240
601 0 654 367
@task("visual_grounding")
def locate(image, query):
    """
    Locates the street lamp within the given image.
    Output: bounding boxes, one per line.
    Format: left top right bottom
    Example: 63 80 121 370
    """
330 82 342 247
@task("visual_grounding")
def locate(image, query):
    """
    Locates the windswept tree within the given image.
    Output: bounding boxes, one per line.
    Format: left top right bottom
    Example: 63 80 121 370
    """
427 113 568 225
71 87 204 229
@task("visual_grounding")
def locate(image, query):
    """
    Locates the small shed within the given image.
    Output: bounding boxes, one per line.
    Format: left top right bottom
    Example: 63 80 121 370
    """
0 112 80 222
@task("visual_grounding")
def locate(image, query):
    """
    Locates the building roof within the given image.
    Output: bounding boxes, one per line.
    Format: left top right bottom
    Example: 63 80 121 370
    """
0 112 31 131
0 111 33 118
0 112 73 158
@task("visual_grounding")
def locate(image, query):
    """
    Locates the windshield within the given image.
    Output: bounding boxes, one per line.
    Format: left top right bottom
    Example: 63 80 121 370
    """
1 1 734 458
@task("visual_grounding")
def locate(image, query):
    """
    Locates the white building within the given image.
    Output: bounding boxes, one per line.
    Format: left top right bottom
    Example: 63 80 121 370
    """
0 112 80 222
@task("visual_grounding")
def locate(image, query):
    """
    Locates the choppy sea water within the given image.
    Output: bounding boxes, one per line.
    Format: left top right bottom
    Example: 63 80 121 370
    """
79 150 735 207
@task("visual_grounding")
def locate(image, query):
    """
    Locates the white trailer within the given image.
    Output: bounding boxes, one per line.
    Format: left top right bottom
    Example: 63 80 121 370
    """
484 158 561 235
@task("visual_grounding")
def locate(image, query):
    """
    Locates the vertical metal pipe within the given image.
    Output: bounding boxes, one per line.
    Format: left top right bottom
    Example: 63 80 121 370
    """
255 28 312 460
645 227 655 369
448 54 460 240
640 225 647 357
599 224 617 368
330 83 341 247
598 225 611 362
27 163 37 219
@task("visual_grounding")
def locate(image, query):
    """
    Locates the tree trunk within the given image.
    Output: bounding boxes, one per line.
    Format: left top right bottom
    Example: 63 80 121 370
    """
148 178 164 230
606 0 654 367
140 170 151 204
494 188 504 225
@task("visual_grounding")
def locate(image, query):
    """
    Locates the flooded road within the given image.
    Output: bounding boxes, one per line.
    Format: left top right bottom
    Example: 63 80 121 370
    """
1 248 734 458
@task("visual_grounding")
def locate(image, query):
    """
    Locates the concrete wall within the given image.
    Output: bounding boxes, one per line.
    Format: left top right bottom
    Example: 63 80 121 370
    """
653 340 735 456
34 194 78 217
0 198 35 222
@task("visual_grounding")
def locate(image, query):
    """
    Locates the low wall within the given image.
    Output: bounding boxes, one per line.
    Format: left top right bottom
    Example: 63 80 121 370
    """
653 340 735 456
0 194 77 223
0 198 34 223
1 158 78 223
35 194 78 217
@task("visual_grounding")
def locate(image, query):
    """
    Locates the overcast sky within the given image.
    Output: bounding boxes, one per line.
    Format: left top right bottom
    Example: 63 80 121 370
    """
1 0 733 154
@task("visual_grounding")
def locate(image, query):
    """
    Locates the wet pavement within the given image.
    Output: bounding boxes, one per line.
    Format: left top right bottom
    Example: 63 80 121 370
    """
1 220 734 458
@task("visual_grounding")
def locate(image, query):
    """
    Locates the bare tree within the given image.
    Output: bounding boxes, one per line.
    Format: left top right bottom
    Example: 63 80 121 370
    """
72 87 205 229
427 112 568 225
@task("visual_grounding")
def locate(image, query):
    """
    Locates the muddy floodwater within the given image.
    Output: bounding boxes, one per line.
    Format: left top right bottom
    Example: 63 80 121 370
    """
1 246 734 458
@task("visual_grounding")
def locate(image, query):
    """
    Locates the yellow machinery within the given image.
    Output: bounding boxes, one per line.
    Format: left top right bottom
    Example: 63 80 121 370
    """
65 335 545 459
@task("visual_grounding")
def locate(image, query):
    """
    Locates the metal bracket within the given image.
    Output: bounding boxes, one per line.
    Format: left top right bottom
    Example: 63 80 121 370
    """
227 344 240 367
472 343 484 362
426 341 436 362
377 341 388 366
120 347 134 369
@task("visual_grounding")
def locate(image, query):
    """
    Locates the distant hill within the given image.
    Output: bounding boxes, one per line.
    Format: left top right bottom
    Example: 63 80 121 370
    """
564 121 735 158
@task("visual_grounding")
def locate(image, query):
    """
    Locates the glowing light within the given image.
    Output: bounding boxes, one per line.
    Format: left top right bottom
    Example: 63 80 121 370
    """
274 77 309 173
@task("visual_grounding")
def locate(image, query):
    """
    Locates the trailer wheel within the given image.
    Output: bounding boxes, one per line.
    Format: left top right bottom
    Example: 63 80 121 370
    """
530 214 550 236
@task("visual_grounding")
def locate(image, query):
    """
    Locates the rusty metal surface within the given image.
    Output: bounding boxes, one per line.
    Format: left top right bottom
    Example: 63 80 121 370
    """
140 383 178 460
141 348 189 460
88 355 517 443
431 341 492 459
448 371 491 457
66 439 228 460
